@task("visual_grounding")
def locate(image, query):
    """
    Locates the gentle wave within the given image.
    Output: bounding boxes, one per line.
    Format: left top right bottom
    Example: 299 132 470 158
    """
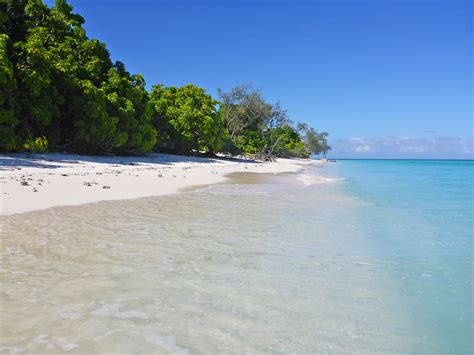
296 173 345 186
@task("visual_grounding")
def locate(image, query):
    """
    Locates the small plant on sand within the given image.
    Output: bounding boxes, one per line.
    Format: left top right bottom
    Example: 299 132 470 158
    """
23 137 48 153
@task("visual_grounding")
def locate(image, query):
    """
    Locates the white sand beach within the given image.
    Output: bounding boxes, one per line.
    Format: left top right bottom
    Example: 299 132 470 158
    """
0 153 318 215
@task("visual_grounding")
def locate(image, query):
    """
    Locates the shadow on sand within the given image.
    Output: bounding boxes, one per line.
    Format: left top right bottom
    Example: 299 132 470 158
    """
0 152 257 170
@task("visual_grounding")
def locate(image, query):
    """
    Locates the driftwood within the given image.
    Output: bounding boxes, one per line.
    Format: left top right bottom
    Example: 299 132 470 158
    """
248 133 288 162
248 150 277 162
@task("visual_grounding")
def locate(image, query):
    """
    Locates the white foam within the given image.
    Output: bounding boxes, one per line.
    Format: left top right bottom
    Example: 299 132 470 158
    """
143 326 190 354
0 346 27 354
297 173 344 186
62 343 79 351
57 311 82 320
90 300 149 319
94 330 120 341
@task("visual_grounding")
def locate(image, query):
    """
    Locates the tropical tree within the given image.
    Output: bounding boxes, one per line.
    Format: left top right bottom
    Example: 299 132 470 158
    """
297 122 331 156
0 28 19 150
0 0 156 154
267 125 307 158
218 84 292 155
149 84 225 154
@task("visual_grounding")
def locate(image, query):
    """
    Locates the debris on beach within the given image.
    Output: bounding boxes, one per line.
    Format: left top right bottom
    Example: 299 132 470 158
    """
20 180 29 186
83 181 98 187
102 185 111 189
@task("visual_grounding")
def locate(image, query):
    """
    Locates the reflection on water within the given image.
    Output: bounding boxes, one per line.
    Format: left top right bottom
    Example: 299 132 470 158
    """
0 164 468 353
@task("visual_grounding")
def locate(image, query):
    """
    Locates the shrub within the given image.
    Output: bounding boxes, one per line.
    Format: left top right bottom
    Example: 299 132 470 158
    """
23 136 48 152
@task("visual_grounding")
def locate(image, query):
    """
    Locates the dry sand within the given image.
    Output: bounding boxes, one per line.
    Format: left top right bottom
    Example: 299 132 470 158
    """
0 153 319 215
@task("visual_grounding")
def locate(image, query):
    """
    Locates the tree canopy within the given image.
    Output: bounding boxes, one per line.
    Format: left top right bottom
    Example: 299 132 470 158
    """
149 84 225 154
0 0 330 159
0 0 156 154
218 85 330 159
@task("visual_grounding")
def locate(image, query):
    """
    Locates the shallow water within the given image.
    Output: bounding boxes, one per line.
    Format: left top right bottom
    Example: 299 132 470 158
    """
1 160 472 353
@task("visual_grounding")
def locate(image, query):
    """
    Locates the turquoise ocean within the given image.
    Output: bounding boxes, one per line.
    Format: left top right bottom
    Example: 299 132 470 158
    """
1 159 473 353
319 159 474 353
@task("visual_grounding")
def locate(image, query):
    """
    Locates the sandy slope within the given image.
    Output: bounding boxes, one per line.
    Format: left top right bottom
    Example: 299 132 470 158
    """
0 152 318 215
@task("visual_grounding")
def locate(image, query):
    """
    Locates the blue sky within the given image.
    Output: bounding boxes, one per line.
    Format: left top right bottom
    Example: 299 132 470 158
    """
45 0 472 158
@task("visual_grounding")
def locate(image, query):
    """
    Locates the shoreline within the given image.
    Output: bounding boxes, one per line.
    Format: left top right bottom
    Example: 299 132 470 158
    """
0 152 320 216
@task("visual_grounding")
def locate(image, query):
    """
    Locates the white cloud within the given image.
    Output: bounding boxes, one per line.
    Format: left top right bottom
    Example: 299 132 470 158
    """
329 136 474 158
399 145 427 153
349 137 364 143
355 144 371 153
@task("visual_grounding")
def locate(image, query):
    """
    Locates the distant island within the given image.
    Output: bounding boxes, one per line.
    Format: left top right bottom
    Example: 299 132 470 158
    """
0 0 330 160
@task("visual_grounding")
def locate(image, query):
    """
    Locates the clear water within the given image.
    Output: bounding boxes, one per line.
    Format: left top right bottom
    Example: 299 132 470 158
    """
1 160 472 353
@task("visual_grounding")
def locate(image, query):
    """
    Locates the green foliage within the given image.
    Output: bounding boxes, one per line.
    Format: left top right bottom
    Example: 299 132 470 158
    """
23 136 48 152
218 85 273 137
297 123 331 156
150 84 225 154
0 0 156 154
0 31 20 150
218 85 303 158
100 65 157 154
267 125 308 158
231 131 265 154
218 85 330 159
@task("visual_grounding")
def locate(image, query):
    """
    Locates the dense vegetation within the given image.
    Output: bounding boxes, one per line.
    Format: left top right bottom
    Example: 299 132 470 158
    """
0 0 330 159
